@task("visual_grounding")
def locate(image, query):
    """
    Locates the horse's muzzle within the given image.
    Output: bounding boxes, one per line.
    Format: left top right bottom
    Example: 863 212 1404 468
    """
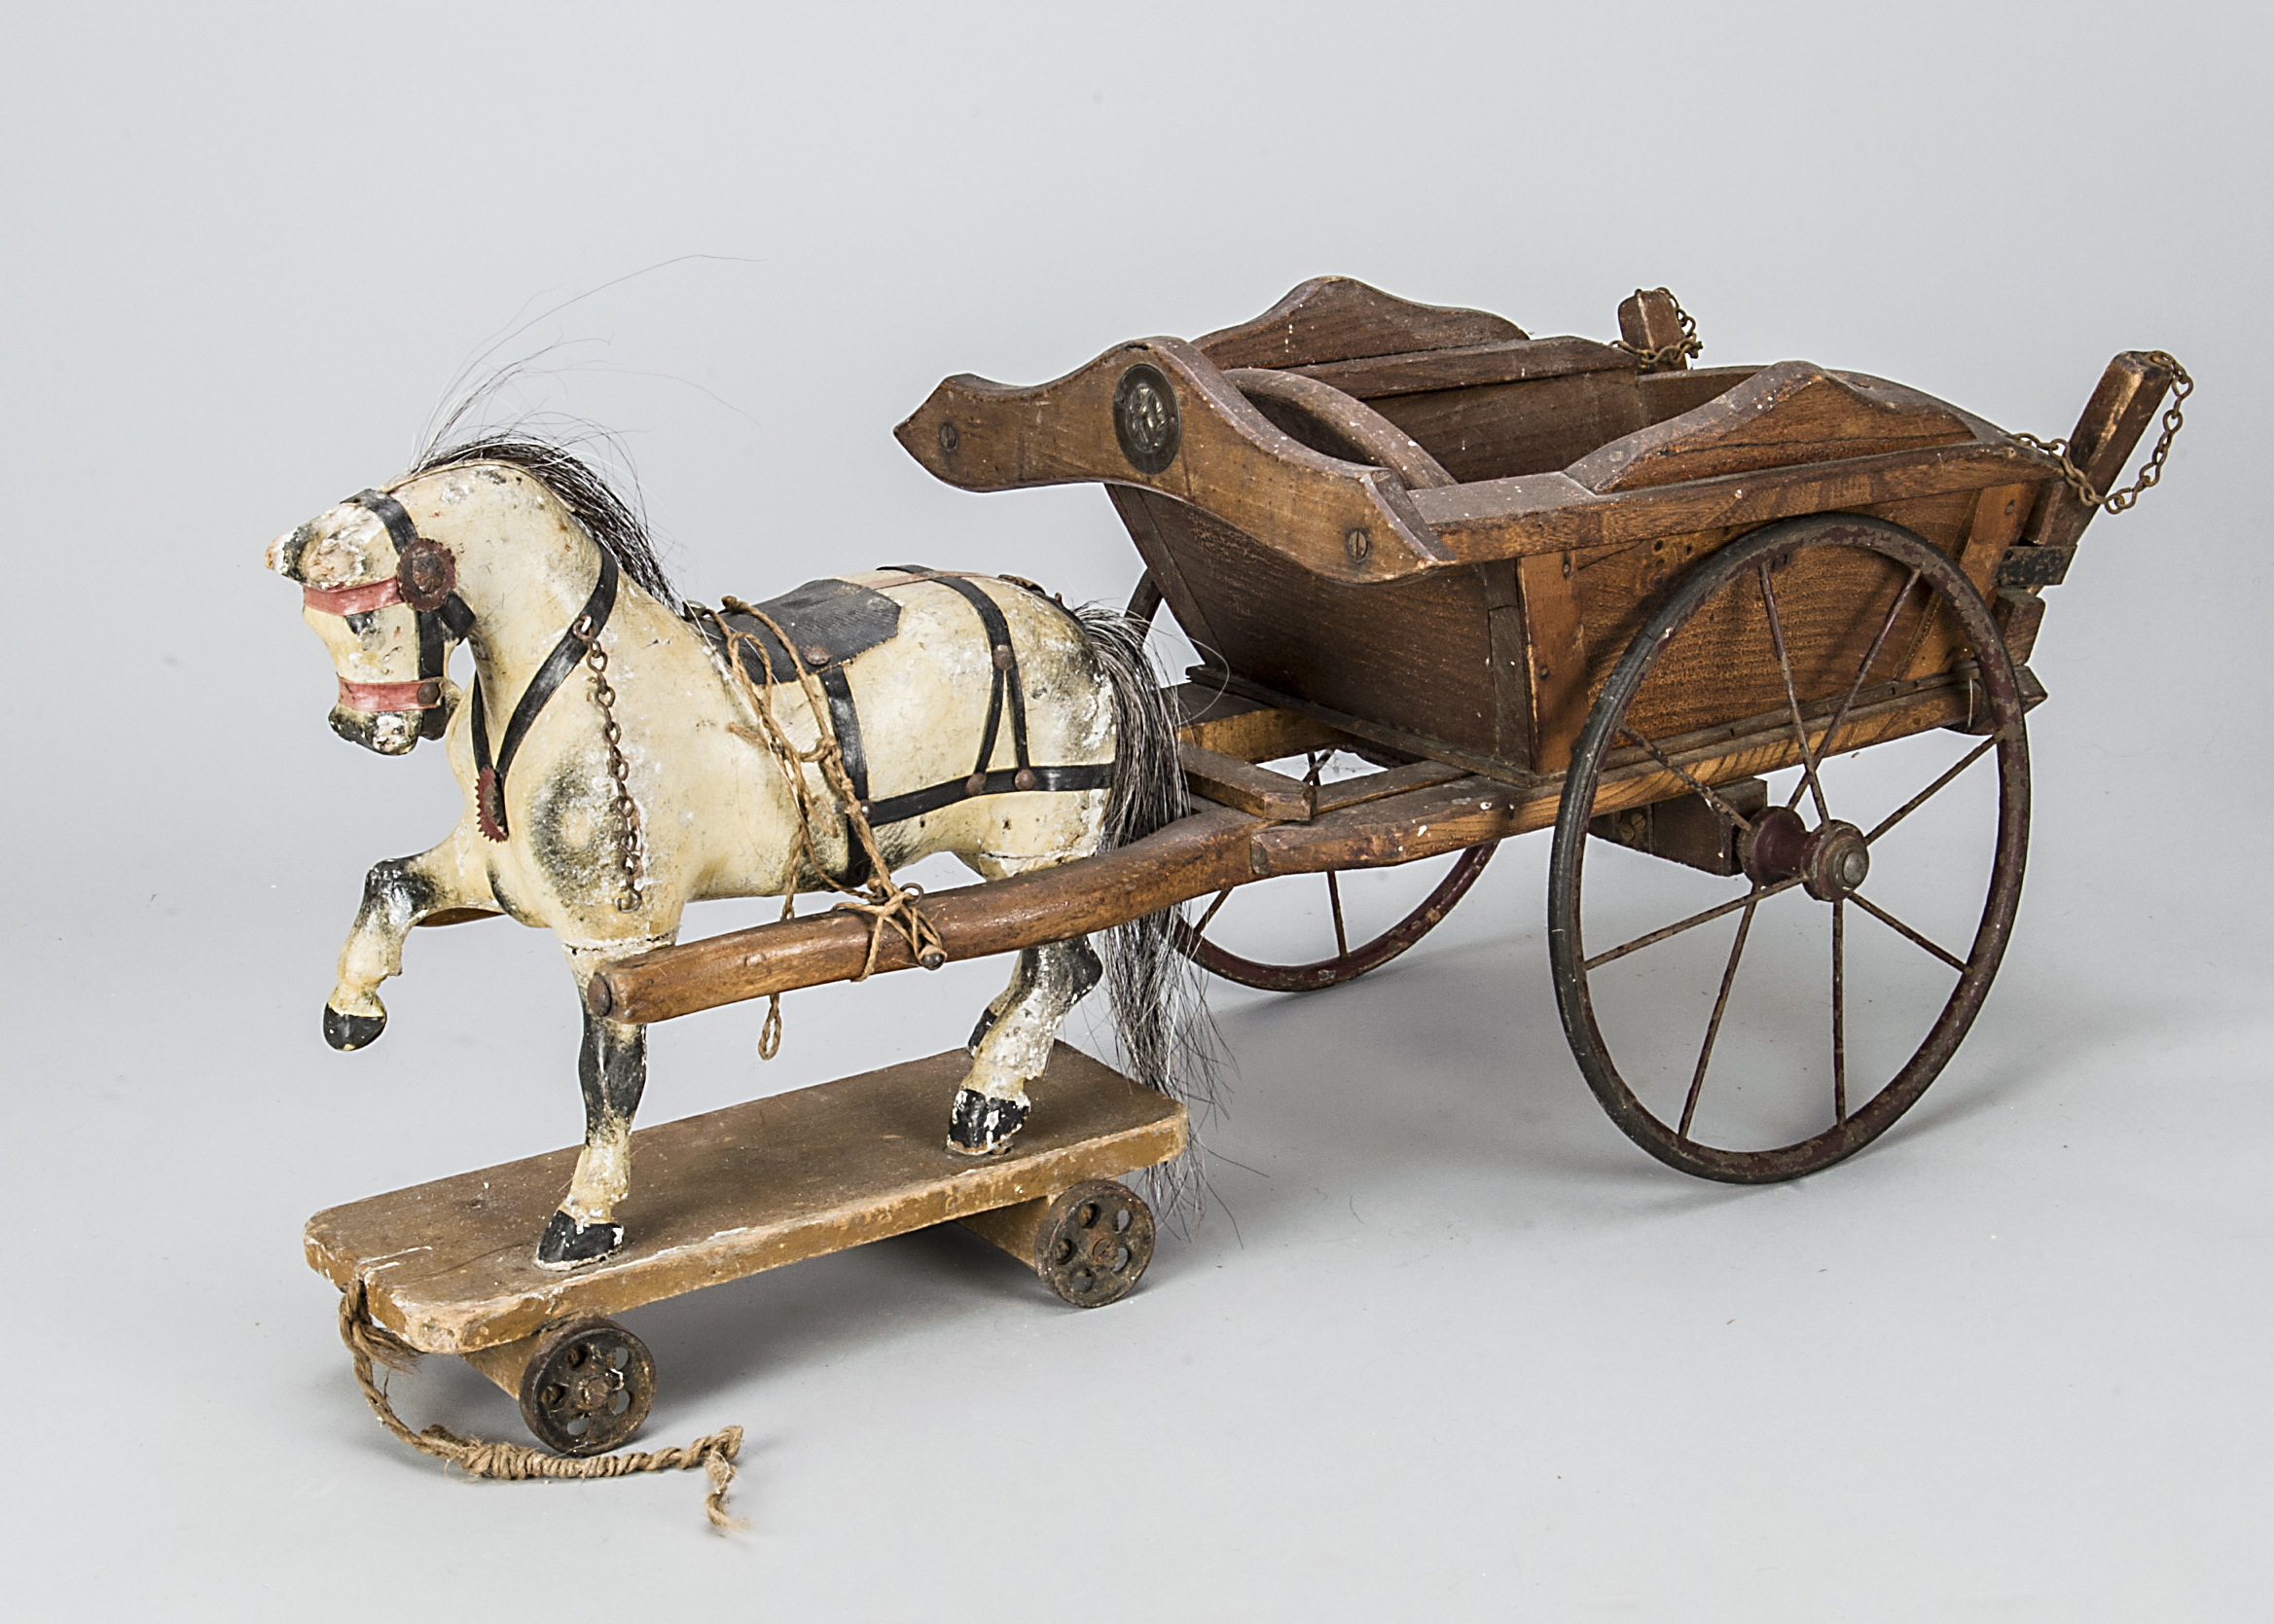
328 704 422 755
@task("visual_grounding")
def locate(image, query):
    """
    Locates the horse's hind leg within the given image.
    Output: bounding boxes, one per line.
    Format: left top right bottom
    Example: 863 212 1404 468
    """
949 937 1103 1154
536 996 649 1269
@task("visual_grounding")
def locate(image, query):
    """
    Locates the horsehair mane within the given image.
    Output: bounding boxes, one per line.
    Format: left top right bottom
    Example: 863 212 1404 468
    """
413 435 680 611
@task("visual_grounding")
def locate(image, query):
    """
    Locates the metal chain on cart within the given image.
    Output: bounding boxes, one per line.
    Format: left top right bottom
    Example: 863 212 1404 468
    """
1611 288 1704 372
574 614 648 912
2011 352 2193 514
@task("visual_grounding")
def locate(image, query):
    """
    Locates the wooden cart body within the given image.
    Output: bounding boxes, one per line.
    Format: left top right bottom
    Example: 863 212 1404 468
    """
893 278 2164 784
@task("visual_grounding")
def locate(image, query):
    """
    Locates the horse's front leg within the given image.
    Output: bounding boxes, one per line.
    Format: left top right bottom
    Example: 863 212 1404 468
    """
536 945 666 1268
949 936 1103 1154
323 825 494 1050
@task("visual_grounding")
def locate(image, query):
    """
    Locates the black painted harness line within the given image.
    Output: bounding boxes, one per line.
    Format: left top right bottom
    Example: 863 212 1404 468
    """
854 571 1114 829
348 488 620 843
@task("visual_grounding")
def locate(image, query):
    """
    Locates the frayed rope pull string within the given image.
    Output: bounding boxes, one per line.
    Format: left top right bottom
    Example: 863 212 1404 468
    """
337 1281 743 1529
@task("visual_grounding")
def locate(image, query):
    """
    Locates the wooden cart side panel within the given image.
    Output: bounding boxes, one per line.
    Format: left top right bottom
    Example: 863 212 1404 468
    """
1121 488 1510 760
1373 370 1649 484
1521 489 1997 776
1194 275 1527 369
896 338 1449 584
1570 363 1975 493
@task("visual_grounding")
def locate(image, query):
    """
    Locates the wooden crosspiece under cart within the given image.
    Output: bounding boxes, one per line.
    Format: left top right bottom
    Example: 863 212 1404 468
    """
298 277 2186 1513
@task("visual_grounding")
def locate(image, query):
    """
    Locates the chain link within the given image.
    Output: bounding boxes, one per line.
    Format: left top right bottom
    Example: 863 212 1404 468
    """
575 615 647 913
1610 288 1704 372
2011 351 2192 516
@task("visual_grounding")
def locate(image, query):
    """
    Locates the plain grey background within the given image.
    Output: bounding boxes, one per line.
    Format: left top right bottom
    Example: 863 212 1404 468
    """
3 2 2267 1617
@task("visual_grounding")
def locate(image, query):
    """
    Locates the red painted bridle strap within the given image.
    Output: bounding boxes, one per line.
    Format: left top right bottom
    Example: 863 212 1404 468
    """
338 675 442 713
305 577 405 615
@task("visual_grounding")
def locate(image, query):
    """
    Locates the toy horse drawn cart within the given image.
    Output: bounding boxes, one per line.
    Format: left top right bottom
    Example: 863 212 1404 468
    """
594 276 2184 1178
295 276 2184 1478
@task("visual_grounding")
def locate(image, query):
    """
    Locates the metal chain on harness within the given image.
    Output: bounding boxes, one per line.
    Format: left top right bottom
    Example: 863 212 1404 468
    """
574 615 647 913
1610 288 1704 372
692 597 947 1059
2010 351 2193 514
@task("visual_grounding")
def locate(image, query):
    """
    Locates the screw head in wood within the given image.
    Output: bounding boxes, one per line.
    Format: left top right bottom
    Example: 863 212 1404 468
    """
1345 527 1372 562
938 420 960 455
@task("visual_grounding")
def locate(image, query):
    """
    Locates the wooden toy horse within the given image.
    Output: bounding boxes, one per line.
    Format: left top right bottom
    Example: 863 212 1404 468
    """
268 437 1194 1268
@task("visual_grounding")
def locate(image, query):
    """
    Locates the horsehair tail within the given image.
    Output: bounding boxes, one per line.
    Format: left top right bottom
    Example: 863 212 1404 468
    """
1074 601 1224 1222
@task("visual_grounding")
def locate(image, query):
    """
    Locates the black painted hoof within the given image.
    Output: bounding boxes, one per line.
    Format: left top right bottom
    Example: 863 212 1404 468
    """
534 1209 625 1270
947 1087 1029 1155
323 1005 386 1051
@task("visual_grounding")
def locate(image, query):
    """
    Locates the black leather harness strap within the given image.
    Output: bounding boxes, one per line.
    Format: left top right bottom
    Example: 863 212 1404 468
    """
850 571 1115 829
468 545 620 840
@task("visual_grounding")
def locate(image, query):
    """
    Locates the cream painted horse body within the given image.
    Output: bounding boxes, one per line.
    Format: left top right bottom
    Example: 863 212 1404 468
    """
270 440 1185 1268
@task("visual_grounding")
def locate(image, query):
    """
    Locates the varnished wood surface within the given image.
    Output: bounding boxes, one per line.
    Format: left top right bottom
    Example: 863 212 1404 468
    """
1195 276 1526 370
305 1044 1186 1354
896 337 1451 584
1283 335 1634 401
594 668 2013 1026
1412 438 2061 562
1570 364 1974 493
2021 350 2180 553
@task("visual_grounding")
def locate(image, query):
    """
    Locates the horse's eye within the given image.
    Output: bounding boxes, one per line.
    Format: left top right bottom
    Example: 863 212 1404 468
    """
346 611 377 636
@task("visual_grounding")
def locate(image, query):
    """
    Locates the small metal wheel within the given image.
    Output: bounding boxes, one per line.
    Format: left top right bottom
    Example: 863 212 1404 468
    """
1130 571 1497 992
518 1317 656 1456
1548 515 2030 1183
1035 1180 1155 1308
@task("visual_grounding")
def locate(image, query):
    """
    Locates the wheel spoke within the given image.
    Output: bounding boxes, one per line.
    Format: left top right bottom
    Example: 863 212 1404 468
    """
1799 564 1925 805
1849 890 1968 972
1679 888 1761 1138
1864 737 1999 846
1584 875 1803 972
1832 898 1848 1125
1192 886 1234 935
1613 727 1757 831
1759 562 1831 823
1326 870 1350 958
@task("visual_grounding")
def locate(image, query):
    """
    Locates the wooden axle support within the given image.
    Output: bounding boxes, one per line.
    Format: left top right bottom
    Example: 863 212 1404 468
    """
306 1045 1186 1400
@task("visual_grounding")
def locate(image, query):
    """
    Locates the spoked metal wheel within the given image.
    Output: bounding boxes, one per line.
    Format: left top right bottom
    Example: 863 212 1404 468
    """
1547 515 2030 1183
1130 570 1496 992
1175 830 1497 992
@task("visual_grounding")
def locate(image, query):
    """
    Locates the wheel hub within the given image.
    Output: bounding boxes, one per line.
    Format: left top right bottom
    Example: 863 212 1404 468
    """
1744 806 1869 901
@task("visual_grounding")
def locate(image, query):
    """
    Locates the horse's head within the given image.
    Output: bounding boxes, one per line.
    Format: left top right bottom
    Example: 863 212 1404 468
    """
266 488 466 755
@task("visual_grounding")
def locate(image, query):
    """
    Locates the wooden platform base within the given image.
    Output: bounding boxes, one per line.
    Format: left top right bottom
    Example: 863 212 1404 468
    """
306 1044 1186 1385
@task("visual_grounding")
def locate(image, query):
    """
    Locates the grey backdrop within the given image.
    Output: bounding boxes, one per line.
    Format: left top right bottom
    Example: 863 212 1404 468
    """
4 3 2267 1617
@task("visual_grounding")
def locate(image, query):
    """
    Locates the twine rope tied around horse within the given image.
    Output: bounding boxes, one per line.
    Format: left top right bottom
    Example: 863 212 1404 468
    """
338 1281 743 1527
696 597 946 1057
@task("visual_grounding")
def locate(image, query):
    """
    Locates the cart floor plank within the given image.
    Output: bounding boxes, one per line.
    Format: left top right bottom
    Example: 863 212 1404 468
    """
305 1044 1185 1354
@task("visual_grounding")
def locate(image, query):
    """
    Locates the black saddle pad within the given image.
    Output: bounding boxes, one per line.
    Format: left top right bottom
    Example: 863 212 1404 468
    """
700 578 902 683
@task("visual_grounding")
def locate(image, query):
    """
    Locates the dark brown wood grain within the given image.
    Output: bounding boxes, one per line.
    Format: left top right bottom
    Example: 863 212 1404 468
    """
1410 436 2061 564
1122 489 1504 758
2019 350 2180 553
1617 289 1691 369
1283 335 1636 401
1570 363 1974 493
1195 276 1527 370
897 338 1451 584
1374 369 1649 484
1180 741 1313 820
1224 368 1455 488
